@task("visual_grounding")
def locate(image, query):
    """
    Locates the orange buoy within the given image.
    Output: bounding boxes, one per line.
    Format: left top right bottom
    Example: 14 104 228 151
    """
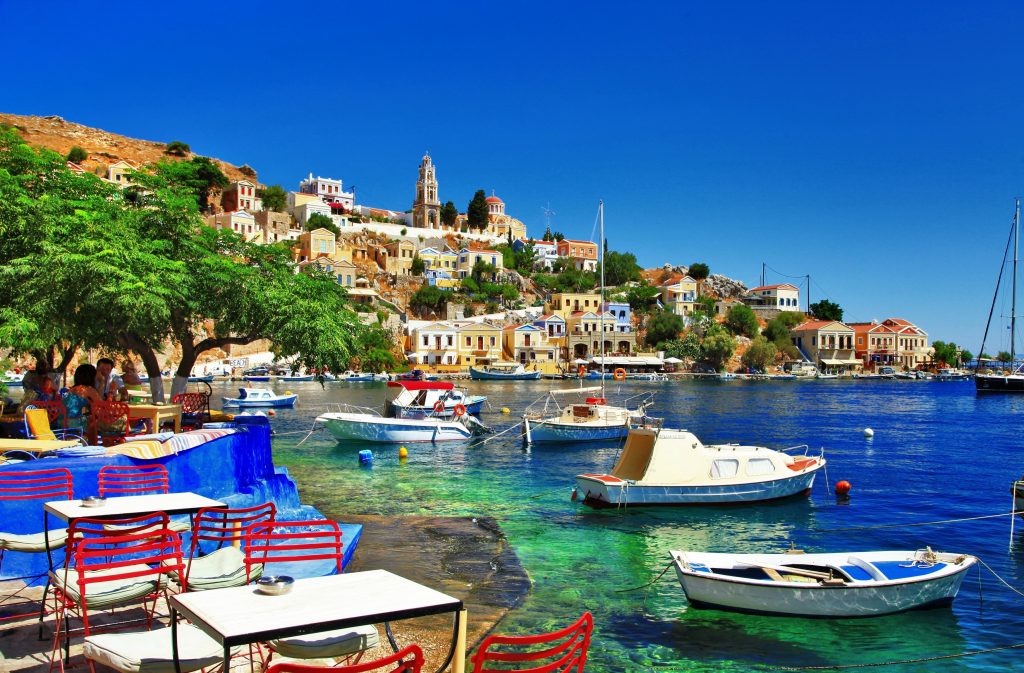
835 480 852 496
453 404 467 417
613 368 627 381
433 400 446 413
267 409 277 417
578 365 587 377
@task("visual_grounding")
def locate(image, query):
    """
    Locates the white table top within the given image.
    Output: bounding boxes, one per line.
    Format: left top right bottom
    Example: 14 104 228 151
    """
171 569 463 646
44 491 225 521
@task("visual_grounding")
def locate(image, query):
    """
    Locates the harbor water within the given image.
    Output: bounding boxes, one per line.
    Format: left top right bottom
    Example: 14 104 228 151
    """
240 378 1023 672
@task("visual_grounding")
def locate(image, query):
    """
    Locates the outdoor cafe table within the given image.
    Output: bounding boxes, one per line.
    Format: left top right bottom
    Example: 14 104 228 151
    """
43 492 226 566
127 402 183 434
170 569 468 673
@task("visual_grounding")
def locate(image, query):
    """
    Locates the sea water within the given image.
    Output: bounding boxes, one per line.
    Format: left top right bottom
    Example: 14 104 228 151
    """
252 378 1024 672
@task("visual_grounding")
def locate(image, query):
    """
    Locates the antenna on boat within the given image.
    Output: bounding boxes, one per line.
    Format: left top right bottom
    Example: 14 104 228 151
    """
599 200 606 397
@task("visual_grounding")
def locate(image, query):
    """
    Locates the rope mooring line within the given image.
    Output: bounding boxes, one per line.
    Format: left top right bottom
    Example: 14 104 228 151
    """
614 562 675 593
815 510 1024 533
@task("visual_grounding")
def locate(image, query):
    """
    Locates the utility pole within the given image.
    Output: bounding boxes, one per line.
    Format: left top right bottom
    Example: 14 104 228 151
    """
806 275 810 313
761 262 765 287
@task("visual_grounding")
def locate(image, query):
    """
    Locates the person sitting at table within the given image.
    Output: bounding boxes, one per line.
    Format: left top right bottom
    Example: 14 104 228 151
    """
95 357 126 401
19 360 59 411
121 360 143 387
65 364 103 432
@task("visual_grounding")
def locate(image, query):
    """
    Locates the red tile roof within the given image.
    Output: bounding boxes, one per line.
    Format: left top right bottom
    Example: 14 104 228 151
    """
749 283 799 292
794 320 849 331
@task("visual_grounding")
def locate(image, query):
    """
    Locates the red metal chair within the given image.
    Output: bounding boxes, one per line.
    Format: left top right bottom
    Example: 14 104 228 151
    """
178 502 276 592
0 468 74 621
244 520 378 666
265 645 424 673
470 611 593 673
171 393 209 431
97 464 170 497
50 514 183 669
90 400 152 446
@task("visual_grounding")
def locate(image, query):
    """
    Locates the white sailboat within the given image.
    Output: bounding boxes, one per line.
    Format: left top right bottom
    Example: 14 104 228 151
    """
522 201 652 444
976 198 1024 392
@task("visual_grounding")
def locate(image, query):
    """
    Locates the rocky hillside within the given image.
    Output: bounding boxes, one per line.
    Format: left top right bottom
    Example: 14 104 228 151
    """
644 264 749 299
0 112 253 183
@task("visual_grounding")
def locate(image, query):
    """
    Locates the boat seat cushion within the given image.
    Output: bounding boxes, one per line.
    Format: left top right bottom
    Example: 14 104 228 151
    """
84 624 225 673
267 624 379 659
0 527 69 553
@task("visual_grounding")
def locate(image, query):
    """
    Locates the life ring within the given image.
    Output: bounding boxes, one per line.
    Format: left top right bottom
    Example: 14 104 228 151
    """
578 365 587 377
453 404 467 417
613 368 627 381
433 400 446 413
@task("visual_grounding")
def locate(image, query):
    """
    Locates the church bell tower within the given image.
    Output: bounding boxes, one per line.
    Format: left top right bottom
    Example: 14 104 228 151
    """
412 153 441 229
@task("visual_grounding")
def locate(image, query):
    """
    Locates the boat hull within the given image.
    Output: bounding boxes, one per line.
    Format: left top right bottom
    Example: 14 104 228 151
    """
279 376 315 382
222 394 297 408
243 376 271 382
469 367 542 380
575 469 820 507
975 373 1024 392
525 418 629 443
316 413 473 443
672 552 974 617
390 398 485 419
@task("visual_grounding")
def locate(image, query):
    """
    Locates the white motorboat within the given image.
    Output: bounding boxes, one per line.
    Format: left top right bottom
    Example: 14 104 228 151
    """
573 424 825 507
386 381 486 419
469 362 542 380
936 367 970 381
222 387 297 408
316 407 486 443
523 386 651 444
670 548 976 617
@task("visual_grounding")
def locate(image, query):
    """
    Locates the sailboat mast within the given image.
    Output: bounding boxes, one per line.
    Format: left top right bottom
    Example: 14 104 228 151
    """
1013 198 1020 365
599 200 606 395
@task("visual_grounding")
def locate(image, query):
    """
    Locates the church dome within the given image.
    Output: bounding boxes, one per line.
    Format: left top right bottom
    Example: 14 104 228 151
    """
485 195 503 204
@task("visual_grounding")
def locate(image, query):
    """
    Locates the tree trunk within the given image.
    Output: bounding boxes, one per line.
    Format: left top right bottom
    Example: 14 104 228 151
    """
120 334 167 403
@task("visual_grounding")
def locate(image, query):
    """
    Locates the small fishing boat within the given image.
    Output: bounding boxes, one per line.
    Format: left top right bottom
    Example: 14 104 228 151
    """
669 548 976 617
222 388 298 408
936 368 969 381
188 374 215 383
387 381 486 419
278 374 315 382
338 371 387 382
573 424 824 507
395 369 424 382
316 403 487 443
631 373 667 382
469 362 542 380
523 386 651 444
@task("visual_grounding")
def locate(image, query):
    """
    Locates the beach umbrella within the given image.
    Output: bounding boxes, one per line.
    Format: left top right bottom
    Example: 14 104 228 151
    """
664 357 683 364
573 358 589 364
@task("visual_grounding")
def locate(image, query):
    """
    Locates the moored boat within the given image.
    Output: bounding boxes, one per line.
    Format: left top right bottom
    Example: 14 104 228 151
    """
278 374 315 382
316 412 483 443
187 374 215 383
573 424 824 507
222 387 298 408
338 371 388 382
976 199 1024 393
523 386 651 444
386 380 486 419
669 548 976 617
469 362 542 380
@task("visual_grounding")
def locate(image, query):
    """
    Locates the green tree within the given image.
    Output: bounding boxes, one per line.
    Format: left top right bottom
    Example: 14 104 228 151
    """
960 349 973 364
702 330 737 371
351 323 397 373
646 310 686 347
463 304 476 317
306 212 340 237
625 281 661 312
599 250 642 286
688 262 710 282
467 190 489 230
259 185 287 212
66 146 88 163
763 312 802 359
662 332 701 361
151 156 229 213
471 259 496 283
809 299 844 322
741 336 777 371
693 296 717 317
501 284 519 306
460 276 480 294
400 227 407 236
552 231 565 242
725 303 759 338
542 227 553 242
410 285 450 314
410 255 425 275
997 351 1012 363
932 341 959 366
441 200 458 227
165 140 191 156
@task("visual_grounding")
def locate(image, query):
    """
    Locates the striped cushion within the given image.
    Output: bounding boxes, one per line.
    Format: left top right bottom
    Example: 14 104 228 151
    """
50 565 164 609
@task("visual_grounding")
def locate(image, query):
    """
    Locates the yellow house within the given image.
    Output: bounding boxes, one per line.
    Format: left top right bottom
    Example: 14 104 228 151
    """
418 246 459 273
294 228 337 262
502 324 559 373
544 292 603 319
105 160 139 187
381 239 416 276
456 248 504 279
790 320 861 373
455 321 504 367
660 275 698 316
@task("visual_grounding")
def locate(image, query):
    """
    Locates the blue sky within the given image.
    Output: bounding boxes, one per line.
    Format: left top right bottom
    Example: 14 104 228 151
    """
3 1 1023 348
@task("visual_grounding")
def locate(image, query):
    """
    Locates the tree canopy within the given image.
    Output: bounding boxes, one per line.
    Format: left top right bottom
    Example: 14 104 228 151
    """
0 125 368 399
259 185 288 212
688 262 710 281
306 212 340 237
701 328 737 371
441 201 458 227
66 146 88 163
150 156 228 213
809 299 843 322
645 310 685 347
600 250 642 286
741 336 777 372
165 140 191 156
725 303 759 338
467 190 489 230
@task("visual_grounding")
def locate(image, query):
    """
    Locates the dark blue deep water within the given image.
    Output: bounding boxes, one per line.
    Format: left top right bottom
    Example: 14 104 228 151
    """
249 378 1024 672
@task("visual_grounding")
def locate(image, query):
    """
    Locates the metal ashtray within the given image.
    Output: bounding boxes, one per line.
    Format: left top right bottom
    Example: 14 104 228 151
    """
255 575 294 596
81 496 106 508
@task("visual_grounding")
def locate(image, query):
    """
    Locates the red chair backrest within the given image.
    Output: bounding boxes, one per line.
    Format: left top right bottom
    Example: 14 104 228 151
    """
25 400 69 429
65 512 171 557
0 468 73 502
244 520 344 579
171 393 206 414
91 400 130 426
98 464 170 497
471 612 593 673
265 644 424 673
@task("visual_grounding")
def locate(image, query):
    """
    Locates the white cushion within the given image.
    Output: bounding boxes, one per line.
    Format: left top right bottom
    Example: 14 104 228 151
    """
84 624 224 673
268 624 379 659
172 547 262 591
0 528 69 552
50 564 163 609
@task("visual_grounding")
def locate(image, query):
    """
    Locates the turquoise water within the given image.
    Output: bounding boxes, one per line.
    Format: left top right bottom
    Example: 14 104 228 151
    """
228 379 1024 672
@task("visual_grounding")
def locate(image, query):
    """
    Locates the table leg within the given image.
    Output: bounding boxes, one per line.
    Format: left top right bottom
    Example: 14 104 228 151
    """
171 608 181 673
173 412 181 433
453 608 467 673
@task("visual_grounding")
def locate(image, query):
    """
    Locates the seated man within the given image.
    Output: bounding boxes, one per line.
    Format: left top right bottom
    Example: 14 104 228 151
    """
95 357 127 401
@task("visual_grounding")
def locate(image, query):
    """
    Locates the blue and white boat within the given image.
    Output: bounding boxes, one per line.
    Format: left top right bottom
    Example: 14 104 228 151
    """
573 426 825 507
278 374 315 382
469 362 542 380
670 548 976 617
386 381 486 419
188 374 215 383
523 386 651 444
222 387 297 408
338 371 388 382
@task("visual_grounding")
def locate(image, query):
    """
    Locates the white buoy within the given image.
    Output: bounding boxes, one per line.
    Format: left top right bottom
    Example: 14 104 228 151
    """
863 428 874 438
